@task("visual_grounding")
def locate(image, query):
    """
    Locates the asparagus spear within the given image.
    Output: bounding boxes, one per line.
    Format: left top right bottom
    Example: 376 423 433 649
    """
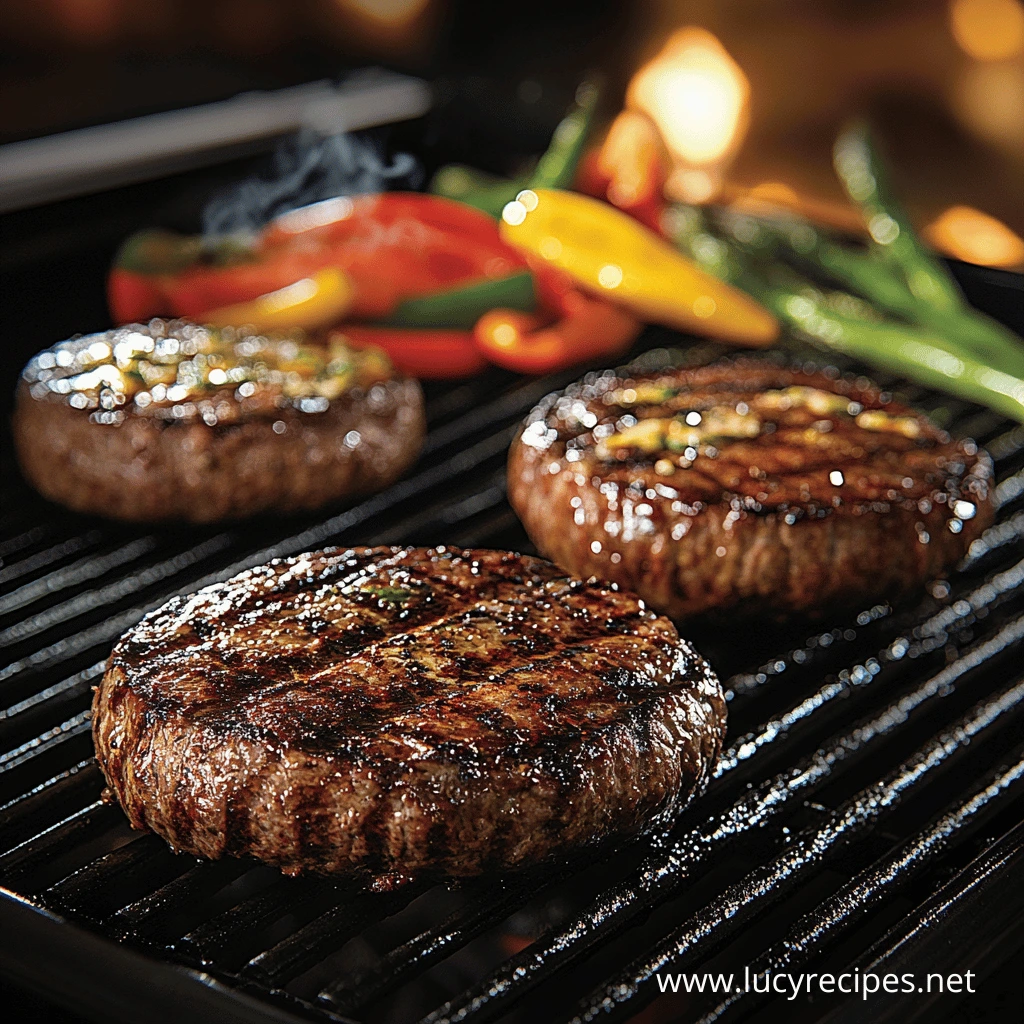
714 208 1024 377
834 123 1024 370
665 206 1024 423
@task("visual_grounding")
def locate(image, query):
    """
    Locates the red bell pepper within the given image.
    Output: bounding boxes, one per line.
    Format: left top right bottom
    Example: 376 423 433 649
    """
473 287 641 375
333 326 490 380
109 193 532 326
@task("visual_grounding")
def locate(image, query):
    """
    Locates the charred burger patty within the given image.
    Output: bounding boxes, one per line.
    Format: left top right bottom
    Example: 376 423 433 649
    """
14 320 425 523
508 359 994 619
93 547 725 885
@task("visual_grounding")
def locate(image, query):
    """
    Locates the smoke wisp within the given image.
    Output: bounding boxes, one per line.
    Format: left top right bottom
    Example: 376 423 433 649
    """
203 130 422 237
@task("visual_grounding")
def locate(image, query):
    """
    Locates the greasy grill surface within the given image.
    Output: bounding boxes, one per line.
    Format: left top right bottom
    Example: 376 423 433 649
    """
2 329 1024 1024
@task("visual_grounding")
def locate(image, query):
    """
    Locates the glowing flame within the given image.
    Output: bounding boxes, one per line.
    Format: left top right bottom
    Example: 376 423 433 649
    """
627 28 749 202
924 205 1024 268
337 0 431 28
950 0 1024 61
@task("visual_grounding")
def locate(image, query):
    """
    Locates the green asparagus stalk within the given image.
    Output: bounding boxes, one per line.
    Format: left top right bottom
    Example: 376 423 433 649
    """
714 209 1024 378
665 205 1024 423
833 123 962 310
834 122 1024 370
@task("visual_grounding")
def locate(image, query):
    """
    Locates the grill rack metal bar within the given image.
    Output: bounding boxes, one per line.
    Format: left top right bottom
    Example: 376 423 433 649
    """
691 754 1024 1024
3 328 1024 1023
824 820 1024 1024
563 687 1024 1024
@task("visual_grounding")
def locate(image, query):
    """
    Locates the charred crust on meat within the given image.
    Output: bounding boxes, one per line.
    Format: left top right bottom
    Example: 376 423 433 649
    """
508 357 995 619
93 547 725 884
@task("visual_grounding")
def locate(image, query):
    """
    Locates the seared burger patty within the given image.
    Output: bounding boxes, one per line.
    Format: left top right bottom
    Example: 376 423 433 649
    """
93 547 724 886
508 359 994 619
14 320 424 523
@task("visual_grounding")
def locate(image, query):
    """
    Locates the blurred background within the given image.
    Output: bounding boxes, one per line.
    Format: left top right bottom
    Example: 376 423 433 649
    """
2 0 1023 252
1 0 1023 384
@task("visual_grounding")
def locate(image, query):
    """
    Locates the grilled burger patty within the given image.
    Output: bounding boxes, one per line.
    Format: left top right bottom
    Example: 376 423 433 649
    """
14 320 425 522
508 359 995 619
93 547 725 885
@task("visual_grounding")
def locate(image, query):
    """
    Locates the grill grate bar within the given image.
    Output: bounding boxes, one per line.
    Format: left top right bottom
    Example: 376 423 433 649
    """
844 819 1024 1022
0 660 104 725
318 875 558 1015
0 536 161 619
0 529 104 589
692 753 1024 1024
562 678 1024 1024
41 835 182 917
0 759 99 842
109 858 253 935
180 876 345 965
0 709 91 774
403 626 1024 1024
0 798 118 881
0 534 233 649
242 880 434 988
0 524 49 560
715 601 1024 782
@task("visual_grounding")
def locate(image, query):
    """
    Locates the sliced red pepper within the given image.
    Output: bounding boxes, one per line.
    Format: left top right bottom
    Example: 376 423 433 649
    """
110 194 532 327
107 268 166 324
334 325 489 380
474 289 641 375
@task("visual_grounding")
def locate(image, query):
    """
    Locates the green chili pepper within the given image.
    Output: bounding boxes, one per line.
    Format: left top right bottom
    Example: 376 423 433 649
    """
429 79 600 217
429 165 529 220
526 80 600 190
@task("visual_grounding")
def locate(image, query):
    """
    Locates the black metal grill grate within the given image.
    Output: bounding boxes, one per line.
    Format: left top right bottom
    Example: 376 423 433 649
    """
2 327 1024 1024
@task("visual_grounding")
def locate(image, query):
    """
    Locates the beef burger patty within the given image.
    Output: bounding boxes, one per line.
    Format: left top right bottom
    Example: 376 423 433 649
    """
14 320 424 522
93 547 725 886
509 359 994 619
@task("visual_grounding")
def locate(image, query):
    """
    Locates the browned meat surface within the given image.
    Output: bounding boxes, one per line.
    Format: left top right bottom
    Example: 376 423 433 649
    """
93 547 725 886
14 320 425 522
508 358 995 619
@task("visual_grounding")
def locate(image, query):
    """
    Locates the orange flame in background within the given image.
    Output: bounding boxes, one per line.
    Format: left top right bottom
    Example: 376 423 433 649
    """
626 28 750 204
925 205 1024 267
950 0 1024 61
337 0 431 29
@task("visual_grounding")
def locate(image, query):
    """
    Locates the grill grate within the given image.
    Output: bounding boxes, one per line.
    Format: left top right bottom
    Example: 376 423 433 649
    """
3 326 1024 1024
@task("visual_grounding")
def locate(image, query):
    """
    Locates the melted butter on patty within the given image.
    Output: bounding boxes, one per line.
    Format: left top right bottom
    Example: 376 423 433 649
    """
23 320 394 425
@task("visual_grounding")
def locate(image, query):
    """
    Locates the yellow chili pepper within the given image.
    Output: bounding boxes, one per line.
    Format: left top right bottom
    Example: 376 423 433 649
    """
200 267 354 334
499 188 778 346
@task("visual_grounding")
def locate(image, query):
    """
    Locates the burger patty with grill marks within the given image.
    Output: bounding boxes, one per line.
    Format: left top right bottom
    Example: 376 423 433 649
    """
14 320 425 523
508 358 995 620
93 547 725 887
